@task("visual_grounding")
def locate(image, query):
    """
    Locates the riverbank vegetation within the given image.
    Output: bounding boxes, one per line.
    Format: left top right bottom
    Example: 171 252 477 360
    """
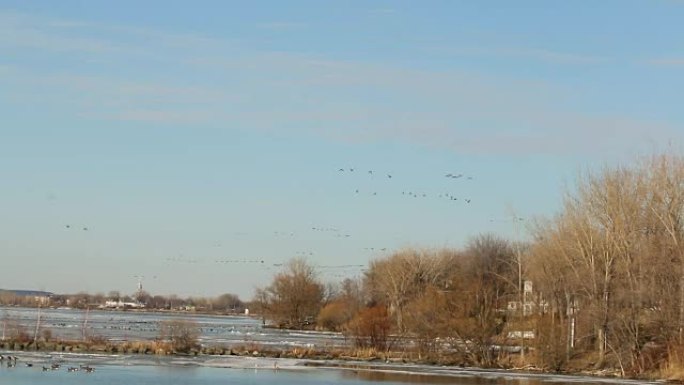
254 152 684 381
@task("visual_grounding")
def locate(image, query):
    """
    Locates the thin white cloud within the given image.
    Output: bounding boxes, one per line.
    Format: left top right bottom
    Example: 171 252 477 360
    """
0 16 119 53
368 8 397 14
1 10 678 157
515 48 608 64
95 109 219 124
0 10 231 55
255 21 307 30
427 45 609 65
1 68 235 103
647 57 684 66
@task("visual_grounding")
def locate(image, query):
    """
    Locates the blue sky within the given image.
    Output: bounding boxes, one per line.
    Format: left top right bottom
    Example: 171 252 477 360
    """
1 1 682 299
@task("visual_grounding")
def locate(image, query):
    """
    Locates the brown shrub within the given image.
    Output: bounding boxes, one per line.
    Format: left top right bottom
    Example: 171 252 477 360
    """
345 306 391 351
317 300 353 331
158 319 201 353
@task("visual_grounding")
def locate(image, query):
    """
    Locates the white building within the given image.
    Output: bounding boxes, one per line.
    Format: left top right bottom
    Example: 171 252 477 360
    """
506 280 548 316
101 299 145 309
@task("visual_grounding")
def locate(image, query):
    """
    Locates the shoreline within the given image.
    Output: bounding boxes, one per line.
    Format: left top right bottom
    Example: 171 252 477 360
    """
0 349 666 385
0 307 676 383
0 341 672 384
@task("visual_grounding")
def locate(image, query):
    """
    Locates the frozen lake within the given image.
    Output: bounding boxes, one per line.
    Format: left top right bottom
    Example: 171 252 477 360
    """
0 307 664 384
0 352 663 385
0 306 346 349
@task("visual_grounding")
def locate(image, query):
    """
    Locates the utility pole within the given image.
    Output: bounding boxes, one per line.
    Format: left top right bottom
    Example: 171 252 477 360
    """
507 206 526 363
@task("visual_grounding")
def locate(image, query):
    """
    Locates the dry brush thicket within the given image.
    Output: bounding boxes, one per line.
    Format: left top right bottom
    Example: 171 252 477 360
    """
256 153 684 379
157 319 201 353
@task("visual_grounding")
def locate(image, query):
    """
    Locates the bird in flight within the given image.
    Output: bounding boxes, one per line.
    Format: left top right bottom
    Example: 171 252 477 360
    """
387 174 392 179
465 199 471 203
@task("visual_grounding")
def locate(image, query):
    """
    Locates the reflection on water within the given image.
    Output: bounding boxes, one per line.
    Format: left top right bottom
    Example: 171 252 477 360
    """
343 370 536 385
0 361 658 385
337 368 654 385
343 370 484 384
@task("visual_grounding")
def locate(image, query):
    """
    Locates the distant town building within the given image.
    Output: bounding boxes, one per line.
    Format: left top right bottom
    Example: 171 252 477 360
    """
100 299 145 309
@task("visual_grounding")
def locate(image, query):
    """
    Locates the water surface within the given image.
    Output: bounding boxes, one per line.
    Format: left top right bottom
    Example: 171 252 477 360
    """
0 306 346 349
0 355 660 385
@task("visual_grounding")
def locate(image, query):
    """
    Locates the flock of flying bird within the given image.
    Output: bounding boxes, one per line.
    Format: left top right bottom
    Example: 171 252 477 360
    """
56 166 477 282
161 167 474 271
64 224 89 231
337 167 474 203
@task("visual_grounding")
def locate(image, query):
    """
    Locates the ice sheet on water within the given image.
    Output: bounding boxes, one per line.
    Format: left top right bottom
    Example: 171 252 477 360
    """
302 360 663 385
0 350 663 384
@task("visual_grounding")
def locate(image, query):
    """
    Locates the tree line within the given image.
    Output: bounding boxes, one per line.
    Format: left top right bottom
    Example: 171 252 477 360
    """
0 291 245 314
254 153 684 379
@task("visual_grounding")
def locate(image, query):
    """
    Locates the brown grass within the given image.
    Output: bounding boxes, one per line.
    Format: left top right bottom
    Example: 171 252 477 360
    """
657 344 684 382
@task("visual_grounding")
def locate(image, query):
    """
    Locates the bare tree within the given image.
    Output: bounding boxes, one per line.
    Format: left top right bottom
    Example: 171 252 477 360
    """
256 258 324 328
213 293 244 313
528 155 684 372
365 248 453 333
646 154 684 343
